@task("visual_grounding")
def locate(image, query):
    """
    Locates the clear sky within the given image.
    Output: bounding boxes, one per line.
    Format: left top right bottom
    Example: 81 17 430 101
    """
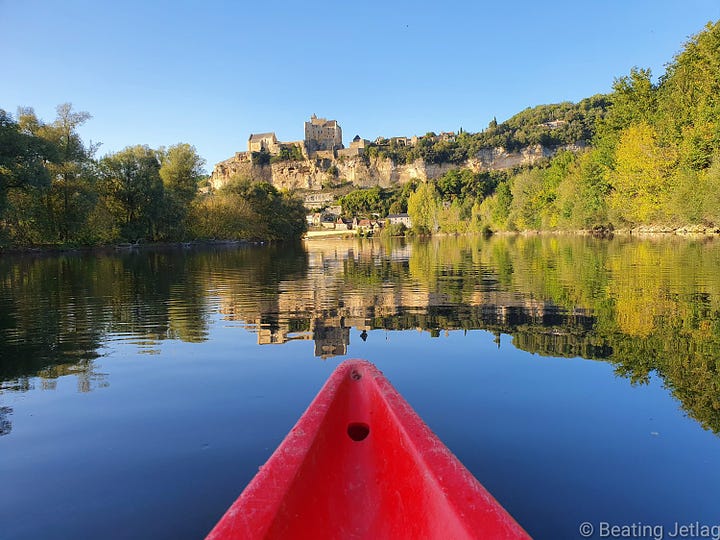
2 0 719 171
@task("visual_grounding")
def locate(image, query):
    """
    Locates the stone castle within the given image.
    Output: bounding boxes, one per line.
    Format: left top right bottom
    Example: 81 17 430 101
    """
209 115 584 192
245 115 365 160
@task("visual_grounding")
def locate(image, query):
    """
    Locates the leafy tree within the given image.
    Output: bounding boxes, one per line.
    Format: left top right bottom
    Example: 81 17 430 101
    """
0 110 54 220
508 169 545 230
251 149 271 166
270 144 304 163
603 68 657 132
188 193 256 240
158 143 205 239
609 123 675 224
30 104 99 243
341 187 383 217
555 150 610 229
159 143 204 204
220 177 306 240
407 182 440 232
657 21 720 170
100 145 164 241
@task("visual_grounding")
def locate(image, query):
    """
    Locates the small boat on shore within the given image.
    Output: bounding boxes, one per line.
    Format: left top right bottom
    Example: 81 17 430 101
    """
206 360 530 539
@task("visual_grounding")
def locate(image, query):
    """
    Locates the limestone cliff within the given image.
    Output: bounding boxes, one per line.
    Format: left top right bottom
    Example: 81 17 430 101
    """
209 143 585 192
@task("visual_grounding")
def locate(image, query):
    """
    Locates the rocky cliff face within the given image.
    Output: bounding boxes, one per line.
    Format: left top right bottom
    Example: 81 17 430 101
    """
209 143 584 192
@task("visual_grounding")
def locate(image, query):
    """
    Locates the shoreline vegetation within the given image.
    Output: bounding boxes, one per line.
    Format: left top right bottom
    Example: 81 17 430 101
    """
328 20 720 240
2 21 719 250
0 110 307 249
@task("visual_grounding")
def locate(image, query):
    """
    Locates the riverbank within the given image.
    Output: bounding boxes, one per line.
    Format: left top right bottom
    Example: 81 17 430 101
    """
0 239 267 256
304 229 358 239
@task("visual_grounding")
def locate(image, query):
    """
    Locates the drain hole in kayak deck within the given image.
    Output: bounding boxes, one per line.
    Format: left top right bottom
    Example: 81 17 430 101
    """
347 423 370 441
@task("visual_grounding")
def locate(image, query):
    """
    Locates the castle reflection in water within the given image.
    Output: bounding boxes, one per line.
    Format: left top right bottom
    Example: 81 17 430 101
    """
216 239 597 359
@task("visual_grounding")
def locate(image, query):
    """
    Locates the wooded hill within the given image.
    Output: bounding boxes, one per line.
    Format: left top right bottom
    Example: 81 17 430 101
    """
346 20 720 234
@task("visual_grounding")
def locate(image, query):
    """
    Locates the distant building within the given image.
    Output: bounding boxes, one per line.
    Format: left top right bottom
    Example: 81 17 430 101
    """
350 135 369 149
387 213 412 228
306 213 321 227
539 120 568 129
389 136 411 146
303 192 335 209
320 213 337 229
248 132 280 154
337 135 370 158
305 115 343 153
353 218 379 233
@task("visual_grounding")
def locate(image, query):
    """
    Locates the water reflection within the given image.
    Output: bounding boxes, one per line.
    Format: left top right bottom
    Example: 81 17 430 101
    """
1 236 720 434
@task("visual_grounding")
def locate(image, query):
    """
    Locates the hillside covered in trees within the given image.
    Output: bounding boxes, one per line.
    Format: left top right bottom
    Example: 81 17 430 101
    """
364 94 609 166
341 20 720 235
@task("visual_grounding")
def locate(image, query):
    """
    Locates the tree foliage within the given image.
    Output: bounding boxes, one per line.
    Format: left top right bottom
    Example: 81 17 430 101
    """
407 182 440 233
0 110 54 214
361 21 720 235
0 107 306 247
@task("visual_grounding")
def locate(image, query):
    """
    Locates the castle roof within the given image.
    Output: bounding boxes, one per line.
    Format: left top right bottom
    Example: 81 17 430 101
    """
308 116 338 128
248 132 276 141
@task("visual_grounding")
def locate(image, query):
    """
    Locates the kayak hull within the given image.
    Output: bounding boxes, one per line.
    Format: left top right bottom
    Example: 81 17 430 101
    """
207 360 530 539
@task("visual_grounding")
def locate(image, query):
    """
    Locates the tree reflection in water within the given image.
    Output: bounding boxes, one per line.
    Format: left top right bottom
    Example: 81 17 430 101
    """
1 235 719 434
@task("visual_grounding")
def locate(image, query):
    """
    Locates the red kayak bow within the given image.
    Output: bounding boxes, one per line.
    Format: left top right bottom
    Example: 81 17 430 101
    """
207 359 530 539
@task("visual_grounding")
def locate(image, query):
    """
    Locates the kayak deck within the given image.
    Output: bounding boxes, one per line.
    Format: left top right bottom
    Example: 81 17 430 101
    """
207 360 530 539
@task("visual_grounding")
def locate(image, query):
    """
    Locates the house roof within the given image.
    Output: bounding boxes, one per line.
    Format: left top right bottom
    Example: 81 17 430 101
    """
388 213 410 219
248 132 276 141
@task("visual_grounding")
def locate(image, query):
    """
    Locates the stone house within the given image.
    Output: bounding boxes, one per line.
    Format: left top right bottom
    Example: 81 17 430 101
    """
248 132 280 154
353 218 380 233
387 213 412 228
337 135 369 158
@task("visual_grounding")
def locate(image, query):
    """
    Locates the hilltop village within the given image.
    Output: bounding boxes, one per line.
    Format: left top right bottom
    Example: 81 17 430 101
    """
209 115 578 235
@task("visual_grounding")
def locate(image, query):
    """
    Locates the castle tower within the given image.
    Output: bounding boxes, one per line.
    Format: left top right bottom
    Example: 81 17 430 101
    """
304 115 343 153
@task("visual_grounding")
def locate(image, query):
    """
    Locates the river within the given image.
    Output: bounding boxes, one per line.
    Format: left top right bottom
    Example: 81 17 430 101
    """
1 235 719 539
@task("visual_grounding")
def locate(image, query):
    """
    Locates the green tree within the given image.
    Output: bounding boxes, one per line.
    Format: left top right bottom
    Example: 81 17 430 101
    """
100 145 164 241
29 104 99 243
407 182 440 233
609 123 675 224
555 150 610 229
657 21 720 170
341 187 383 217
221 177 306 240
508 169 545 230
0 110 54 220
159 143 204 204
158 143 205 239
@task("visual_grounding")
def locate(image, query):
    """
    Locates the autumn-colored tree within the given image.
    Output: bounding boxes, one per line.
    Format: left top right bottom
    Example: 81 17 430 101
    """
407 182 440 233
608 123 676 224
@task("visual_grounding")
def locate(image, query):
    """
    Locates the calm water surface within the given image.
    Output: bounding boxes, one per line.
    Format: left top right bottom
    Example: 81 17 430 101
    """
1 235 719 539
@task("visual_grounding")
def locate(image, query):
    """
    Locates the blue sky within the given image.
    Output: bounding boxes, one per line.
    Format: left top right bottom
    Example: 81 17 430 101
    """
2 0 719 171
